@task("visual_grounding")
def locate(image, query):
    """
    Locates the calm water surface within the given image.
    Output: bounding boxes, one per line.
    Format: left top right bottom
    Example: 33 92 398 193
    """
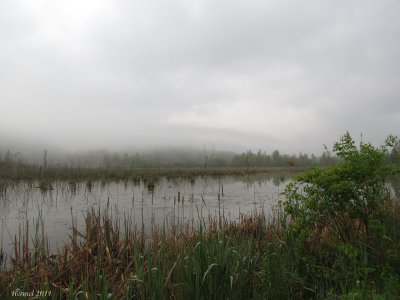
0 174 291 260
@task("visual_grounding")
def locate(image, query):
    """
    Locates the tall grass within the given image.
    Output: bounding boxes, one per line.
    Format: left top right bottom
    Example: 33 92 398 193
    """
1 201 400 299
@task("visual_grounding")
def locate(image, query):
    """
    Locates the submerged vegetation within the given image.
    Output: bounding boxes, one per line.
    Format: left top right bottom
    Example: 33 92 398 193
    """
0 132 400 299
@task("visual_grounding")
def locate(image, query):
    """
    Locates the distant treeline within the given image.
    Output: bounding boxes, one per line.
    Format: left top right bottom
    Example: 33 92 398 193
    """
0 148 336 169
232 150 338 167
98 149 339 168
0 144 398 170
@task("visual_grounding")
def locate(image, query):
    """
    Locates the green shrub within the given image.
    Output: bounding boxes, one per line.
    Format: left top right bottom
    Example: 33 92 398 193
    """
283 132 399 243
281 132 400 297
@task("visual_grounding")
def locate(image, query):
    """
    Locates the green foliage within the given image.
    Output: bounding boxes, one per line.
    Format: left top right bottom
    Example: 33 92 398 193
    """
283 132 399 242
177 234 257 300
280 132 400 297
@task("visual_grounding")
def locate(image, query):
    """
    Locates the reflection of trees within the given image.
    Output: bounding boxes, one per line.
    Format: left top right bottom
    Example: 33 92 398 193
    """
233 173 291 187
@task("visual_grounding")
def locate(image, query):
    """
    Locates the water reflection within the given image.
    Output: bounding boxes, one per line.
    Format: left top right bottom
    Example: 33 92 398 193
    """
0 174 292 260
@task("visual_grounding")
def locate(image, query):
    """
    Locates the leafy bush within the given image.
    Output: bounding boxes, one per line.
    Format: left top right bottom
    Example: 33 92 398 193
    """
281 132 400 297
283 132 399 243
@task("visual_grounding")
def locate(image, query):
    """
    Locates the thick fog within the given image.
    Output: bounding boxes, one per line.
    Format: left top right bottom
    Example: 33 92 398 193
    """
1 0 399 155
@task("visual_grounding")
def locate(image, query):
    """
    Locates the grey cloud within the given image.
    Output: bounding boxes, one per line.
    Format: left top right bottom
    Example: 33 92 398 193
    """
0 0 399 154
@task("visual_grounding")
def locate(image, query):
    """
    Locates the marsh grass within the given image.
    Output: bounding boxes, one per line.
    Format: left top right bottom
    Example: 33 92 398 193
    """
0 164 306 182
1 201 400 299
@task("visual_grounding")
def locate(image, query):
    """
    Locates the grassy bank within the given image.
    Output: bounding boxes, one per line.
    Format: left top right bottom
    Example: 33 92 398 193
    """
0 202 399 299
0 165 307 182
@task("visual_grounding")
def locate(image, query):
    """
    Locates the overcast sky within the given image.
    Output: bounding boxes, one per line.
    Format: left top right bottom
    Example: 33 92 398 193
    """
1 0 399 154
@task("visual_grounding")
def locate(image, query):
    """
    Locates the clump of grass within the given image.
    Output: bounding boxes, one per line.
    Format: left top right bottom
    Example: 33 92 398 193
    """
37 180 53 192
1 201 400 299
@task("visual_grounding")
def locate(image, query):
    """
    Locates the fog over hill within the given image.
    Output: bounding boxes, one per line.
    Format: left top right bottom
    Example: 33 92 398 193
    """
1 0 399 155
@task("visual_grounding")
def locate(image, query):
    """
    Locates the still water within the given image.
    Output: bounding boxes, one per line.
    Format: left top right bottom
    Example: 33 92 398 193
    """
0 173 291 260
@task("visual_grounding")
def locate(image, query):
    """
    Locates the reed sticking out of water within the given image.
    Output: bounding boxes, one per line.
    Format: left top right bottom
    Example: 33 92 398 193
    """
3 209 252 297
1 201 400 298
